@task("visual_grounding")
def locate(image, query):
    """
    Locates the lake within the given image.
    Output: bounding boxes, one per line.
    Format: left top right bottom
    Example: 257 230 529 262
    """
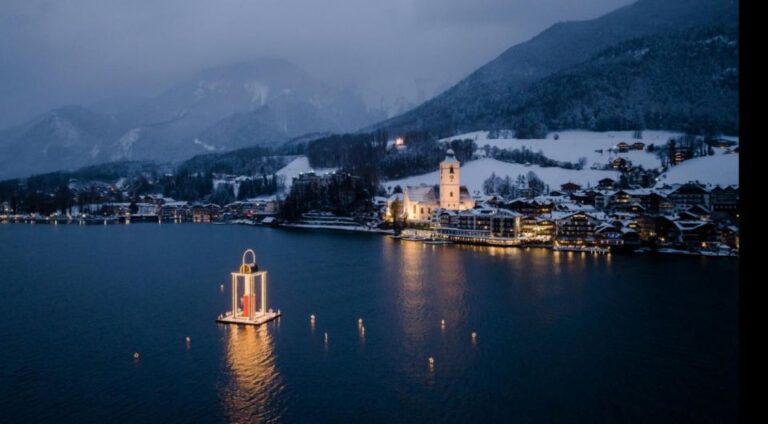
0 224 738 422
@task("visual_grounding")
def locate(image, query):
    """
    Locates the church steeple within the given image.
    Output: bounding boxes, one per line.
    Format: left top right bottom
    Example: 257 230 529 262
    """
439 149 460 209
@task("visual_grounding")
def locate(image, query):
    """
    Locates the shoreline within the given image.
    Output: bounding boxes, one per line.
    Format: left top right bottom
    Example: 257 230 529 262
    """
1 219 738 257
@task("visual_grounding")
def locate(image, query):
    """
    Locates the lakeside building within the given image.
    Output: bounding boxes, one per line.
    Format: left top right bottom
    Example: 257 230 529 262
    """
160 201 191 222
191 203 221 223
397 149 475 222
431 179 738 252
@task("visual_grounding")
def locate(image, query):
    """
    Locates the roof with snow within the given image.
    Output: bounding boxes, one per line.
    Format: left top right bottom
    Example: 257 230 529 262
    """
442 149 459 163
404 184 438 203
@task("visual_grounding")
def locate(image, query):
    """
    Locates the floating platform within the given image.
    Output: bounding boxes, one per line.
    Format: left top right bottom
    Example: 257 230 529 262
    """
217 249 281 326
216 311 281 326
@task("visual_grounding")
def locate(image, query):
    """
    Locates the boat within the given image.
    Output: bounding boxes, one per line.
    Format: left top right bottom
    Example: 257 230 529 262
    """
401 236 427 242
424 238 452 245
553 244 610 254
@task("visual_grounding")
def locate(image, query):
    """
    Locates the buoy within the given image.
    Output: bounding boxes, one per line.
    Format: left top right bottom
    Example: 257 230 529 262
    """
358 318 363 326
185 336 191 343
133 352 140 359
428 357 435 366
471 332 477 341
324 332 328 343
220 284 224 291
441 319 446 328
310 314 316 322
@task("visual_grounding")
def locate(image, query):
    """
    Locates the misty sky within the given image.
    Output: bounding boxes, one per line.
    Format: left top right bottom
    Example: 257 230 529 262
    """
0 0 633 128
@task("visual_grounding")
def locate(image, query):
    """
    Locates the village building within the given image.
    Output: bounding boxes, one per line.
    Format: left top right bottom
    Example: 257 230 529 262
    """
436 208 521 244
720 225 739 250
518 216 556 242
569 190 598 206
553 211 602 245
191 203 221 223
667 183 710 210
611 157 630 170
669 220 718 249
399 149 475 222
159 201 190 222
437 208 520 239
598 178 616 190
710 185 739 221
504 199 553 216
559 182 582 194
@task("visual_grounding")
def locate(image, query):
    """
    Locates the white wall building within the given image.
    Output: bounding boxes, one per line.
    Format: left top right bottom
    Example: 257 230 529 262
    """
397 149 475 222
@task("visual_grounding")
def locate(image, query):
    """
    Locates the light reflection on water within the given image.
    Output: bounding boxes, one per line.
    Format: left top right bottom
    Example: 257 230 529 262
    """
219 324 285 423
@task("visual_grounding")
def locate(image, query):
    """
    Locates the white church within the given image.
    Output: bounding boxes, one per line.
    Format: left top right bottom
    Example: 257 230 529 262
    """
391 149 475 222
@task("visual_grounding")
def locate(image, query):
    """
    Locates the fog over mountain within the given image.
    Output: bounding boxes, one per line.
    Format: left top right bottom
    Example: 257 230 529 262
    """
0 58 384 178
0 0 633 128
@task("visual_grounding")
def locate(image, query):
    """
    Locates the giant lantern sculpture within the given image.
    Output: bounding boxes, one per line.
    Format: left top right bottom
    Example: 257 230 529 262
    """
217 249 281 326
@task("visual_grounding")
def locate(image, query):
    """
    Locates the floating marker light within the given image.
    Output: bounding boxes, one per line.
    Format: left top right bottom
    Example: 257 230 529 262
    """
441 319 446 328
428 357 435 366
324 332 329 343
472 332 477 341
358 318 363 327
186 336 191 342
133 352 140 359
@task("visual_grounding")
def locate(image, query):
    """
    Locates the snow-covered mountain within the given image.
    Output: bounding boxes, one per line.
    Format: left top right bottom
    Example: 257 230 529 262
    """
0 106 130 178
371 0 738 136
0 58 383 179
115 58 383 160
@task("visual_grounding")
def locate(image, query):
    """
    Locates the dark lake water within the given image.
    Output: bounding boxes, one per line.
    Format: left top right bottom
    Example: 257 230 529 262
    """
0 224 738 422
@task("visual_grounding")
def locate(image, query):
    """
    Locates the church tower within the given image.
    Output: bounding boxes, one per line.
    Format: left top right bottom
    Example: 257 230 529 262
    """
439 149 461 210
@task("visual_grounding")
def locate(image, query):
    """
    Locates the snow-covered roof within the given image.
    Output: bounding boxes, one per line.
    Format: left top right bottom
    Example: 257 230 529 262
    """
442 149 459 163
461 207 520 217
672 220 713 231
404 184 438 203
162 201 188 207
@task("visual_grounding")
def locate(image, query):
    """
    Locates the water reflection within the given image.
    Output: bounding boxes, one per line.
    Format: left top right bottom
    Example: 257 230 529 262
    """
385 240 473 386
220 324 285 423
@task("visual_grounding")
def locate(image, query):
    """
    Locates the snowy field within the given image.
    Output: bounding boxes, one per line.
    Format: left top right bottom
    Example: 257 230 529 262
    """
655 153 739 187
384 158 620 194
276 156 337 191
444 130 692 169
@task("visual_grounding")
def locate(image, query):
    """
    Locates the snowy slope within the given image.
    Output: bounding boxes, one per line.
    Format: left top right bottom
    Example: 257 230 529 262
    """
384 158 620 194
655 153 739 187
444 130 693 169
276 156 337 191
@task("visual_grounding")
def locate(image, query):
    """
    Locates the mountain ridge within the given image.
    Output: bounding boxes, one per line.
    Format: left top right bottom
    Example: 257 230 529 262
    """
0 58 382 179
371 0 738 136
